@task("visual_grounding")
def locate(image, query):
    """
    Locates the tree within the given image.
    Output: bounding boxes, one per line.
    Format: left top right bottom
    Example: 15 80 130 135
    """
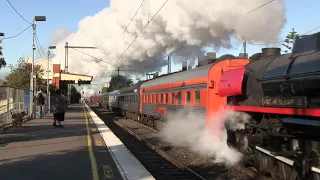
282 28 300 53
107 74 133 92
5 57 44 89
49 84 57 94
70 85 81 103
0 57 6 68
101 87 108 93
0 40 7 69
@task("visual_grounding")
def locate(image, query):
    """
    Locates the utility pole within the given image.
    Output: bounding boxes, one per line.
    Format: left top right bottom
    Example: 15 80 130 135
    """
47 46 56 113
115 67 135 75
243 40 247 58
65 42 68 72
167 55 171 74
63 44 97 103
30 19 35 118
30 16 46 118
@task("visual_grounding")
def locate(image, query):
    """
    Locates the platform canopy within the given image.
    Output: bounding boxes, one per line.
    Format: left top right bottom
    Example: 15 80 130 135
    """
60 72 93 85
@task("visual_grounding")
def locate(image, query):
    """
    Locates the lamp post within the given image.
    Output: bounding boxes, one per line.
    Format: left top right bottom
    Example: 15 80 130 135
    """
29 16 46 118
0 33 4 56
47 46 56 112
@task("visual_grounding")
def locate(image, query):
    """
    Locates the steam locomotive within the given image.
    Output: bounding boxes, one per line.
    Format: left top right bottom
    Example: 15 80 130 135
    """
91 32 320 180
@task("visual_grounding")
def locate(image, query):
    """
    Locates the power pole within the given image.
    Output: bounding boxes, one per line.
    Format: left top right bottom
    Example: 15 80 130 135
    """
63 44 97 103
243 40 247 58
8 64 13 72
167 55 171 74
30 19 36 118
115 67 135 75
65 42 68 72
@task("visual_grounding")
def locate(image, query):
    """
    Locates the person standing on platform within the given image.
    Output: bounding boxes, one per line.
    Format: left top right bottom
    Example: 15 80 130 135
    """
51 89 66 127
37 91 45 118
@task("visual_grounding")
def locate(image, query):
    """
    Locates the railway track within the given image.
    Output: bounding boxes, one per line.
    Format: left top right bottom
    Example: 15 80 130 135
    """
90 105 275 180
90 105 206 180
117 109 320 180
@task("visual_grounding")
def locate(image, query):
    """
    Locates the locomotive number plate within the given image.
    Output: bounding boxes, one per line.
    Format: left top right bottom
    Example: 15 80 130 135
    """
262 96 307 108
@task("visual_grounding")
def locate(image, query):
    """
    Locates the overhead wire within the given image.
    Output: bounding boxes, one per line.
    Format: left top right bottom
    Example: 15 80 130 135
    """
6 0 32 24
112 0 169 68
71 48 113 65
247 25 320 46
138 46 185 72
107 0 146 53
301 25 320 36
138 0 277 73
34 34 44 59
35 32 46 57
247 0 276 14
1 25 32 40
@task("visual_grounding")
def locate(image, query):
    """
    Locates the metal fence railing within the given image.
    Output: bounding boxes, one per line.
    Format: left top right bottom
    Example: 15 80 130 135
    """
0 86 32 128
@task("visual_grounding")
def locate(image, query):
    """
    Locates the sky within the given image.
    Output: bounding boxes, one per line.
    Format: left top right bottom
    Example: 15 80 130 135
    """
0 0 320 91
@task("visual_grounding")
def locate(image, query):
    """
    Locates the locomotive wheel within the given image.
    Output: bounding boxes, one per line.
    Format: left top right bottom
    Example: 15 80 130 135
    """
142 116 147 125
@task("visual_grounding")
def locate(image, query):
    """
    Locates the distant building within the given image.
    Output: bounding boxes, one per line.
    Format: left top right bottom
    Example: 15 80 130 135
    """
24 57 93 89
104 81 110 88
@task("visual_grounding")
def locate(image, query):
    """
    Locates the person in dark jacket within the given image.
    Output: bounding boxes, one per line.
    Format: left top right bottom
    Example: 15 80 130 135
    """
51 89 66 127
37 91 45 118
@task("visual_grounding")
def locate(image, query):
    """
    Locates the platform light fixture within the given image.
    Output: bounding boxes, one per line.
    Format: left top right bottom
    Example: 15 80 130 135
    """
30 16 47 118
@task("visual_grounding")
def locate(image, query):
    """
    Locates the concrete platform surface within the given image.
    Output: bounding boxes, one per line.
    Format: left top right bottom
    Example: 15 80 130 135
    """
0 104 122 180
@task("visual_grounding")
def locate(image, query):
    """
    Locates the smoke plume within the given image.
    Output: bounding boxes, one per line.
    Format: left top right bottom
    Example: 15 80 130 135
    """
158 107 251 166
51 0 286 78
80 86 97 98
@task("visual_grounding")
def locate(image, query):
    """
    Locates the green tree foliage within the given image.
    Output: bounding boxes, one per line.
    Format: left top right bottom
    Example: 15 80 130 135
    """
0 40 7 69
282 28 300 53
70 85 81 103
101 87 108 93
5 57 44 89
107 74 133 92
49 84 57 94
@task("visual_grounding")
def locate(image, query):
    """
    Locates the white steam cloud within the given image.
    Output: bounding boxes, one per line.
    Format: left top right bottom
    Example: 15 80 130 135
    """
51 0 286 78
158 107 251 167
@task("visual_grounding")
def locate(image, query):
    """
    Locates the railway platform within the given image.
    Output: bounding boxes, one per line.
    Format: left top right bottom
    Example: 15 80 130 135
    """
0 103 154 180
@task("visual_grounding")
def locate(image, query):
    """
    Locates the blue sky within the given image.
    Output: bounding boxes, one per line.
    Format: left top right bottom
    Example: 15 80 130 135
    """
1 0 320 84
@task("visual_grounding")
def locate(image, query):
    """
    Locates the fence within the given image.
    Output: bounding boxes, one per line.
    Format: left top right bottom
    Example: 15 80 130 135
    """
0 86 32 128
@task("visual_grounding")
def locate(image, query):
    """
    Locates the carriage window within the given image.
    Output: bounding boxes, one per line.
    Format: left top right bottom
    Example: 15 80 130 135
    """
166 93 169 104
186 91 191 104
171 92 174 104
195 90 200 105
162 94 165 103
177 92 182 104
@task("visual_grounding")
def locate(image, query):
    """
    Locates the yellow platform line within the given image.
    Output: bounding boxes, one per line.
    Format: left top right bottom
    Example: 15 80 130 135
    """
84 109 100 180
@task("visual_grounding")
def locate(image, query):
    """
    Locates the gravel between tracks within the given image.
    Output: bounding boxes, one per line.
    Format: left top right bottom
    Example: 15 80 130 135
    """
92 106 255 180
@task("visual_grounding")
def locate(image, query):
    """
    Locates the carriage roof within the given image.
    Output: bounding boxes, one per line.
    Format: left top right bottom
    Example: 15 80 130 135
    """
140 63 213 88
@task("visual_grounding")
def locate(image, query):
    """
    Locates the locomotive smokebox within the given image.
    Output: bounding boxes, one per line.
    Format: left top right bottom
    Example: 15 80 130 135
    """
261 48 281 57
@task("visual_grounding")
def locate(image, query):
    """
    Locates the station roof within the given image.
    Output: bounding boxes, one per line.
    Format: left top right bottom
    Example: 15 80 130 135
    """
60 72 93 84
